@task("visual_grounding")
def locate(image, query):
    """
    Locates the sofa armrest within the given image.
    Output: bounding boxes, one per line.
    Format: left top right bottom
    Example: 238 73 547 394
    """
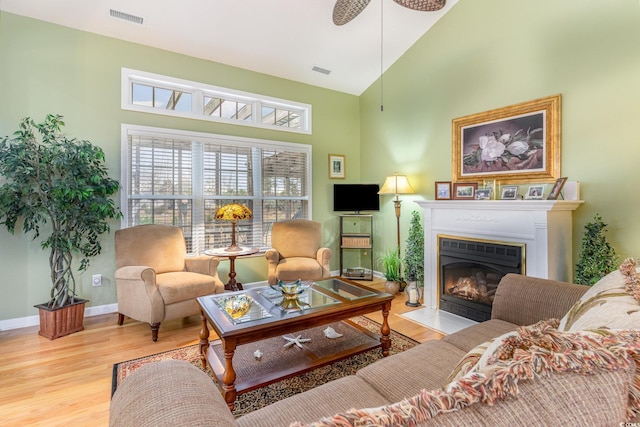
110 360 237 427
491 273 588 325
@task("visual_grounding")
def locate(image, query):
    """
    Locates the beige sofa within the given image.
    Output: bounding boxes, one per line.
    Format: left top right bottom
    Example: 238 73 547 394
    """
110 273 639 426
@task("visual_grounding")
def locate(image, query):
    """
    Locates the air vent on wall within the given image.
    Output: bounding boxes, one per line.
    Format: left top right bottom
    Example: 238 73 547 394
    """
109 9 144 25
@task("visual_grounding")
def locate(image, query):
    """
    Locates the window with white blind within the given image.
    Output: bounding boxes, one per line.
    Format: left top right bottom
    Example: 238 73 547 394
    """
121 125 311 254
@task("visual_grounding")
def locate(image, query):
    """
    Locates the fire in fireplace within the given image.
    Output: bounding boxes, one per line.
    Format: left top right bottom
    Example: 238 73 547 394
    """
438 236 524 322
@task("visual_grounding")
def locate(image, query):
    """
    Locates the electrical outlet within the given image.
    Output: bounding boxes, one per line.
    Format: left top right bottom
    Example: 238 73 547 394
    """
92 274 102 287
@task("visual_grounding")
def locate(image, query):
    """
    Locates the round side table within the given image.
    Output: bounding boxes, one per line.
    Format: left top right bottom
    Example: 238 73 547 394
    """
205 247 258 291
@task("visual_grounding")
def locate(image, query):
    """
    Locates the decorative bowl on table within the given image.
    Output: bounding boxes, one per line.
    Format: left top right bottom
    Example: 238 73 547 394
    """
220 294 253 319
270 279 309 300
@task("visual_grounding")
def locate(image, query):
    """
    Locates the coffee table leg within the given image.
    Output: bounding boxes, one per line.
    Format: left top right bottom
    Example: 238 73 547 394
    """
199 310 210 370
222 338 238 410
380 301 392 357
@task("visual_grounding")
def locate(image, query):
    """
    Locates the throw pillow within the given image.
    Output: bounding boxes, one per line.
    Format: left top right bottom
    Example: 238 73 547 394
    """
469 318 559 374
559 258 640 332
289 327 640 427
444 338 496 383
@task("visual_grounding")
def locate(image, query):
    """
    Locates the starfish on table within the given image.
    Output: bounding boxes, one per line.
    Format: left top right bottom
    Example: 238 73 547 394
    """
282 334 311 348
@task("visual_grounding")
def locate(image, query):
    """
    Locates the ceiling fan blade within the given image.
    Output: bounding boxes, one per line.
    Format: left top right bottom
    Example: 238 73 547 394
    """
393 0 446 12
333 0 372 26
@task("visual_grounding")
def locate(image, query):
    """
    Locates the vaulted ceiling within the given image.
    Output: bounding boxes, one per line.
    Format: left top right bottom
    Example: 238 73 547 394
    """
0 0 458 95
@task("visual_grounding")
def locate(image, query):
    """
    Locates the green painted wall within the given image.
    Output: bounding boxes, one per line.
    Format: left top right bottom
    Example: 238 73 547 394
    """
2 0 639 321
361 0 640 271
0 12 360 320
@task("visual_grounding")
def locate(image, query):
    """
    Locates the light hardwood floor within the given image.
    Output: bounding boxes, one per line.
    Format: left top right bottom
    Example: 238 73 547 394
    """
0 279 443 426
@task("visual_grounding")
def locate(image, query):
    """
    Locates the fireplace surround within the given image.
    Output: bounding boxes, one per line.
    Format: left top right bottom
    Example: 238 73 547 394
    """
416 199 583 313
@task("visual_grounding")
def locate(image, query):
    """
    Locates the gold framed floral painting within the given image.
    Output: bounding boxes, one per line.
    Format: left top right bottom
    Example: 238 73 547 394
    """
452 95 561 183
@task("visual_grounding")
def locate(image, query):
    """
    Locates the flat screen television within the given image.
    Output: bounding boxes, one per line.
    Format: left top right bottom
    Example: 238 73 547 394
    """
333 184 380 213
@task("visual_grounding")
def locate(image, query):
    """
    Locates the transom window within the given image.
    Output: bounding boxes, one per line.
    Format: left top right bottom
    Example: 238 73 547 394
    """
122 68 311 134
121 125 311 254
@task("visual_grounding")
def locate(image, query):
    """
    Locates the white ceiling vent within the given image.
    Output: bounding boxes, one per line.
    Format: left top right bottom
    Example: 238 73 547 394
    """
109 9 144 25
312 66 331 75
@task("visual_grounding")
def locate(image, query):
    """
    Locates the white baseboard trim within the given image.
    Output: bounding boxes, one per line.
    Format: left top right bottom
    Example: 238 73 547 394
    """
0 273 387 332
0 303 119 332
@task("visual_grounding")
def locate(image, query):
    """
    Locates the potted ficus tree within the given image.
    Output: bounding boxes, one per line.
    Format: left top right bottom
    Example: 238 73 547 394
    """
0 114 121 339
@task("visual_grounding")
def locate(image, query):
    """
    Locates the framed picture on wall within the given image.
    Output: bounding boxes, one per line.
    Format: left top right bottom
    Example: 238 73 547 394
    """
452 94 561 184
435 181 452 200
328 154 345 179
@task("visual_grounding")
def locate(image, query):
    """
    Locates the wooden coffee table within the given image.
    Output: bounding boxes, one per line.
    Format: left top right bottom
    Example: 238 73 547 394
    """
197 277 394 410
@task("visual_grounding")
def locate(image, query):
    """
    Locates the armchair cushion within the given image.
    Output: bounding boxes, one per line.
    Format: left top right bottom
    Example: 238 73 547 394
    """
273 257 324 283
155 272 218 305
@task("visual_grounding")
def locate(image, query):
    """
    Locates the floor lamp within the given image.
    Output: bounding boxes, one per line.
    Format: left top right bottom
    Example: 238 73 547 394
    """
378 172 415 261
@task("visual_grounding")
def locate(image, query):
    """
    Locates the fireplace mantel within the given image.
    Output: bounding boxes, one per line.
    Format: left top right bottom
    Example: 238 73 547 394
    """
415 199 584 309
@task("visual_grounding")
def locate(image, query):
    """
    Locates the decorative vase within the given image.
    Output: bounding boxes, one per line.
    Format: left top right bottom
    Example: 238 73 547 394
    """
35 298 88 340
384 280 400 295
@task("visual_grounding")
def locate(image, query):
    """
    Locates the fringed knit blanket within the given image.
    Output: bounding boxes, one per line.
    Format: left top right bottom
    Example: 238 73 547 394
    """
291 323 640 427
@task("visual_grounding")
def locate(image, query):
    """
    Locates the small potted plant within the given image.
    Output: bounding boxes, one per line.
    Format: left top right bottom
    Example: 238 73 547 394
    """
379 248 404 295
0 114 122 339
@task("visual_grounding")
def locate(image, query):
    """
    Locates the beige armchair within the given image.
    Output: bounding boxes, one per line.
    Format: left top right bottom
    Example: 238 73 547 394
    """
114 224 224 342
265 219 332 285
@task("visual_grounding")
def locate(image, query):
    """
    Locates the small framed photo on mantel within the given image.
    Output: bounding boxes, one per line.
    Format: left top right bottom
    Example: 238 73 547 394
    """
453 182 477 200
501 185 519 200
526 185 544 200
435 181 452 200
547 177 568 200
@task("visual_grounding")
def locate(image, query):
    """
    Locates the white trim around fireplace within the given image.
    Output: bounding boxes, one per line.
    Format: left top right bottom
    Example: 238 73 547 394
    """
415 199 584 309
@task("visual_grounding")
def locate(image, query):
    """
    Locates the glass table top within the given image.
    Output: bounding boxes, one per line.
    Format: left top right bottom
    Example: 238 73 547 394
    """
203 277 381 326
313 278 377 300
257 286 340 313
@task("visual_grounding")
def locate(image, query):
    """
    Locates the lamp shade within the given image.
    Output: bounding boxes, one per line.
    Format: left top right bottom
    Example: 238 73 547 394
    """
215 203 253 221
378 173 415 195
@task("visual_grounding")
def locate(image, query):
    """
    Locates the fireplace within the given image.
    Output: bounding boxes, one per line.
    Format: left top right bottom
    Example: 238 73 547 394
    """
416 199 583 313
439 236 524 322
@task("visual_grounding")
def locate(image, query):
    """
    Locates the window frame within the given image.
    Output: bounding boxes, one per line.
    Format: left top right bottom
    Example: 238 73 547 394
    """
121 124 313 254
121 68 312 134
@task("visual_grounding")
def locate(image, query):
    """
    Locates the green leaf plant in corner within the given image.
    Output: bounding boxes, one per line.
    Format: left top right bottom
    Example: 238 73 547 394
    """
0 114 122 309
575 213 618 286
